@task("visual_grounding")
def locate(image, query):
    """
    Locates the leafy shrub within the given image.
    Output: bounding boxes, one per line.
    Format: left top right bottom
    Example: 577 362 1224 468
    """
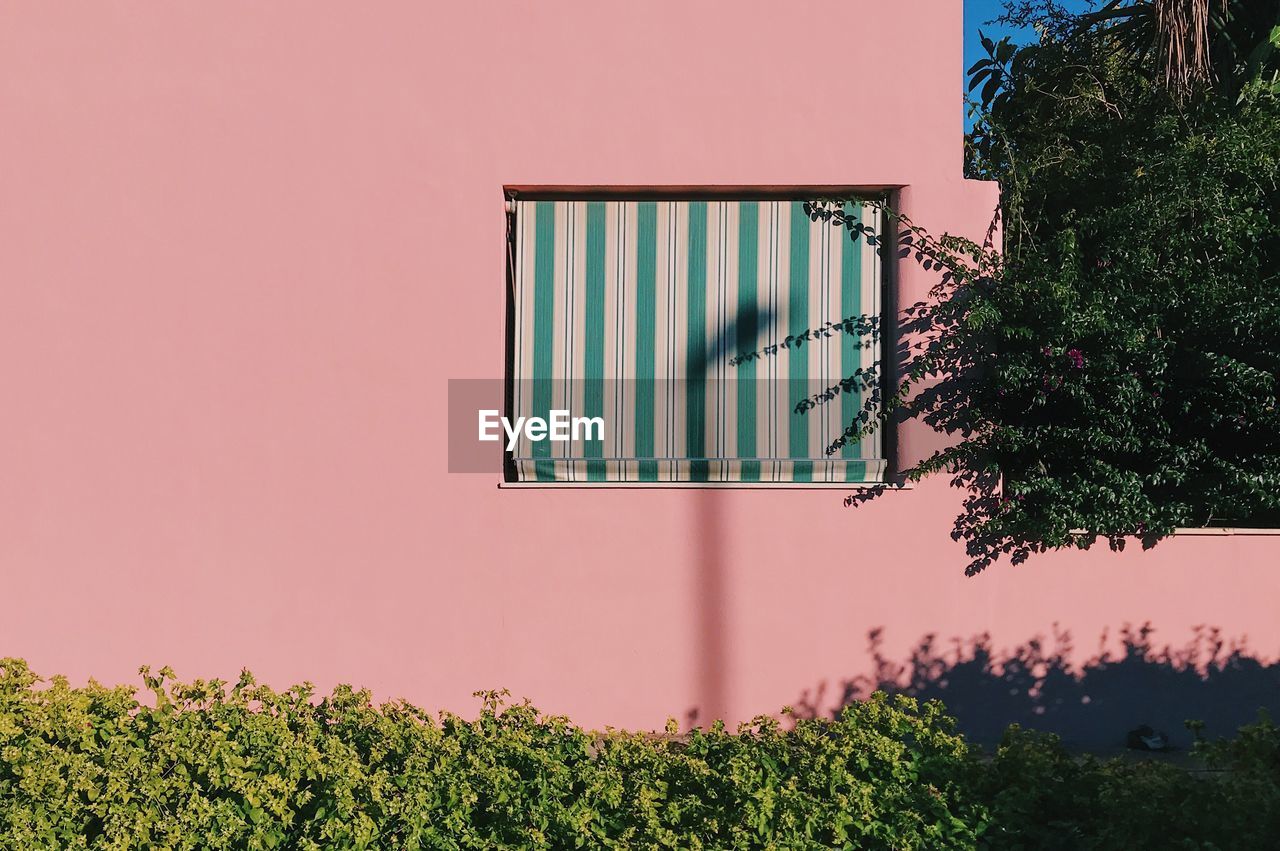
981 718 1280 851
0 659 983 850
3 659 1278 849
800 8 1280 573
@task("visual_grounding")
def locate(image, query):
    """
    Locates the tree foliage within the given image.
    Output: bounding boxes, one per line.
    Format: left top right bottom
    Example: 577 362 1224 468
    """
781 2 1280 573
1082 0 1280 99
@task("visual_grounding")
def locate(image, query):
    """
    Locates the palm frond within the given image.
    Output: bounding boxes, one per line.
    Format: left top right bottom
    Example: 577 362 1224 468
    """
1155 0 1227 95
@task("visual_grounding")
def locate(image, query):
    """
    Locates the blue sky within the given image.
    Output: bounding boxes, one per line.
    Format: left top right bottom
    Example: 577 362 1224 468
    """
964 0 1023 78
963 0 1031 129
963 0 1094 127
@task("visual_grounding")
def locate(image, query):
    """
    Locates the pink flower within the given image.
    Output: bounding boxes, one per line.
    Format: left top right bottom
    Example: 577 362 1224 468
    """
1066 348 1084 369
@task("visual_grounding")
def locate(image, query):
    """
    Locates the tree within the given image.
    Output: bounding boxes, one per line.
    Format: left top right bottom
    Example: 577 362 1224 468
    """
746 1 1280 573
1081 0 1280 98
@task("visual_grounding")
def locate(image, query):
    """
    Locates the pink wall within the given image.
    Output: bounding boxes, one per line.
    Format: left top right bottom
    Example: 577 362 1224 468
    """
2 2 1277 737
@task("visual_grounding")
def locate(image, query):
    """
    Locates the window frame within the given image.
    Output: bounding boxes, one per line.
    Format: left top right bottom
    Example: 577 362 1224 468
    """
500 187 900 489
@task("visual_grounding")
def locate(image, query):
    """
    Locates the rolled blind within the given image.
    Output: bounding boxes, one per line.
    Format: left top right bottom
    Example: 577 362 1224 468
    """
509 199 884 483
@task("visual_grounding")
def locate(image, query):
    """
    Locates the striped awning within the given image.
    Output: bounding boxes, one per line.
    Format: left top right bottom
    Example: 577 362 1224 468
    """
509 199 884 483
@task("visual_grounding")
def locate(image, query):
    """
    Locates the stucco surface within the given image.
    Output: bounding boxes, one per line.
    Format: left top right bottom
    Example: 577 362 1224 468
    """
1 1 1276 737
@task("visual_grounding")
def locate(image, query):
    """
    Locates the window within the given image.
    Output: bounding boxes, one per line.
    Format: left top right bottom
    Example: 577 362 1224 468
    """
506 198 884 484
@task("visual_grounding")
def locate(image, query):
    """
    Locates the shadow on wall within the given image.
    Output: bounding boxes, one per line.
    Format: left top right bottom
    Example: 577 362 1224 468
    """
688 308 776 727
793 624 1280 751
692 490 728 727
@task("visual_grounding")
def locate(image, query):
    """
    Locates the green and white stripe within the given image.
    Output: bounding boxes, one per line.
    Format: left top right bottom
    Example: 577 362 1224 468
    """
511 199 884 483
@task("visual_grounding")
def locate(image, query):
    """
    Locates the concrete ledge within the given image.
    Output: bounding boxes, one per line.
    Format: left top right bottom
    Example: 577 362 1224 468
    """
1170 527 1280 536
497 482 911 490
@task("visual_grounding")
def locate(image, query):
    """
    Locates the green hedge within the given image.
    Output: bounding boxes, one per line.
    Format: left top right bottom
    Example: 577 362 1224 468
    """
1 659 1277 850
